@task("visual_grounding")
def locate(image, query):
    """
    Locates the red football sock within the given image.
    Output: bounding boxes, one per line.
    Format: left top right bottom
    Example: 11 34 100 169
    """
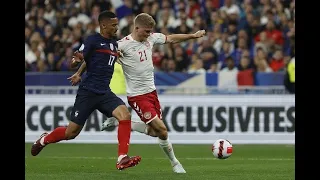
43 126 67 145
118 120 131 156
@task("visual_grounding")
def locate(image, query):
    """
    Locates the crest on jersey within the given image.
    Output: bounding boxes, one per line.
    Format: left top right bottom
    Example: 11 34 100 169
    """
144 41 150 48
110 43 114 50
144 112 151 119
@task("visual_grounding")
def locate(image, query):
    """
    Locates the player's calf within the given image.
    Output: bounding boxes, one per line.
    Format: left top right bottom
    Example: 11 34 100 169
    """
63 121 84 139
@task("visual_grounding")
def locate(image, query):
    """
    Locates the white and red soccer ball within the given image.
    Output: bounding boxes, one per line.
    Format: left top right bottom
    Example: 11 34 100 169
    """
212 139 233 159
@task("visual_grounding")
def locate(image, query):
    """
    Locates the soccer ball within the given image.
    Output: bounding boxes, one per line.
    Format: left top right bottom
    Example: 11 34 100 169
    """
212 139 233 159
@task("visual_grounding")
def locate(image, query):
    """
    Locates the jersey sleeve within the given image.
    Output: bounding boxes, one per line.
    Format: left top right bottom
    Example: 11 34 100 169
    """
150 33 167 45
116 39 126 64
82 36 94 63
117 39 124 51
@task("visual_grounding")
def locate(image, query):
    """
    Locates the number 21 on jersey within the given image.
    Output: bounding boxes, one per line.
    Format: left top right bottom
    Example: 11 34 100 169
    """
139 50 147 62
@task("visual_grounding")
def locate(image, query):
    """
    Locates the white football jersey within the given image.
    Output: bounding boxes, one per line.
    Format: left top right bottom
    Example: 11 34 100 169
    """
117 33 167 96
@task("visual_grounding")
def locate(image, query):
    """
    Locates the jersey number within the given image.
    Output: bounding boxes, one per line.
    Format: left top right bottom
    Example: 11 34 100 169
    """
139 50 147 62
108 56 115 65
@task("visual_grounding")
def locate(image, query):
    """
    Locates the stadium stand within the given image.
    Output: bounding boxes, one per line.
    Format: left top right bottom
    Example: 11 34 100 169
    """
25 0 295 94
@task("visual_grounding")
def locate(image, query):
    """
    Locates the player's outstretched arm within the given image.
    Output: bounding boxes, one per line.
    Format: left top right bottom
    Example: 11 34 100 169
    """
68 59 87 86
166 30 206 44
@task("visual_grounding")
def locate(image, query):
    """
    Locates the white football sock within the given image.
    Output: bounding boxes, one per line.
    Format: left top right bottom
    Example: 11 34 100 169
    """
158 137 179 166
117 154 127 162
131 121 148 134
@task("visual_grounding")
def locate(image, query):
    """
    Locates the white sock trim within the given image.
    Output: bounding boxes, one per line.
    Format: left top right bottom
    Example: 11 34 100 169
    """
40 137 45 146
158 137 169 144
117 154 127 162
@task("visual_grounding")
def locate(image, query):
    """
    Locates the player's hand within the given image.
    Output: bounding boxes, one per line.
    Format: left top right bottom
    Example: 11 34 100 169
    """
193 30 206 38
117 50 124 57
72 51 84 64
67 73 82 86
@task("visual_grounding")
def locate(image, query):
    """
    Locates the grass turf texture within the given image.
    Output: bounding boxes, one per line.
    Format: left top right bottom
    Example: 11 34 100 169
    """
25 143 294 180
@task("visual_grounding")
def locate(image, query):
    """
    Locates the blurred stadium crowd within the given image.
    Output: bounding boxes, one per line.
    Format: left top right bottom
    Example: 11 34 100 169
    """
25 0 295 74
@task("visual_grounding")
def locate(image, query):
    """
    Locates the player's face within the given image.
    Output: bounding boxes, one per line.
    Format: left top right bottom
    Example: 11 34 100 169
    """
104 18 119 38
136 26 153 41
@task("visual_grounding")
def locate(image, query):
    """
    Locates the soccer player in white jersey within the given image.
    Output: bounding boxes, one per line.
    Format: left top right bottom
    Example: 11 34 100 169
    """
68 13 206 173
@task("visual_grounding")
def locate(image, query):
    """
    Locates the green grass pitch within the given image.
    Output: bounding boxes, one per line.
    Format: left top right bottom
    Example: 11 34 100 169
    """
25 143 294 180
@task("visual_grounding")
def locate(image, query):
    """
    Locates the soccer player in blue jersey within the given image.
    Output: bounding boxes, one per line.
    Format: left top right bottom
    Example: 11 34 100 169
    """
31 11 141 171
68 13 206 173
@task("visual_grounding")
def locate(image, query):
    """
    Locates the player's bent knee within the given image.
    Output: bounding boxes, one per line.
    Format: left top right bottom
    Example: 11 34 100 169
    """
113 105 131 121
116 111 131 121
149 120 168 139
157 126 168 140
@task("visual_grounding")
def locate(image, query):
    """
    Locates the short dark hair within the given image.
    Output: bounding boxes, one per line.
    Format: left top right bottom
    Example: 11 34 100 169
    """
98 11 117 23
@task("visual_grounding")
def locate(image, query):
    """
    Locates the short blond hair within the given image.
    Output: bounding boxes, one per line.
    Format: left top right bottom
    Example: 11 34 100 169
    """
134 13 156 28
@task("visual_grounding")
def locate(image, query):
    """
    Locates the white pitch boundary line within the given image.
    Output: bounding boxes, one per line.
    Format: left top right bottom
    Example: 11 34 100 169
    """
25 156 294 161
